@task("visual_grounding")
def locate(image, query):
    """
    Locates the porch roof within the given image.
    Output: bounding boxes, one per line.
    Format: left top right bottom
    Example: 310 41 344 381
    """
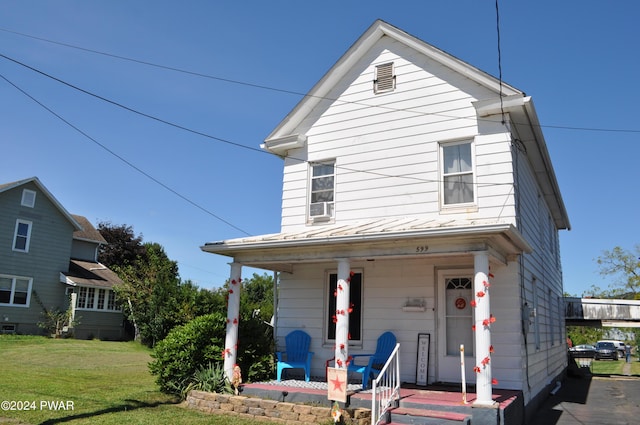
201 217 532 273
60 260 124 289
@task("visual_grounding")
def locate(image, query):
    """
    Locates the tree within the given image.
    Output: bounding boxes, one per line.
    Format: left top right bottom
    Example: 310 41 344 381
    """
240 272 275 322
115 242 184 346
97 221 145 268
596 245 640 299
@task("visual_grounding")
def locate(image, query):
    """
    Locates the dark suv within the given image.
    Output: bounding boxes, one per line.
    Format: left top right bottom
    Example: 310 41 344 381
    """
595 341 619 360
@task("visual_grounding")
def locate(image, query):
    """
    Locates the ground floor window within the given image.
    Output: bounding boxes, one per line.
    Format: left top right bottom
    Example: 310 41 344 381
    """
0 275 32 306
327 271 362 342
76 287 120 311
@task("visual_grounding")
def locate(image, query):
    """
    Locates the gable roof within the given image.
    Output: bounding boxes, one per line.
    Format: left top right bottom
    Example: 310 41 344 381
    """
0 177 82 231
262 19 523 150
72 214 107 244
260 19 570 231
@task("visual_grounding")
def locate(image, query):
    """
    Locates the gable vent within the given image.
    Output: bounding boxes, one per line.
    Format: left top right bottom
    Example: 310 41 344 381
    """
374 62 395 94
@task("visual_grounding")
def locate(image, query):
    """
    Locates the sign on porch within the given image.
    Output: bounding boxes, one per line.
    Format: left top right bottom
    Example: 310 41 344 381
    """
327 367 348 403
416 333 430 386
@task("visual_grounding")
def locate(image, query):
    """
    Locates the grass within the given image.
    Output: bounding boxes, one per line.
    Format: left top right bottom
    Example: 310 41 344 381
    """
0 335 264 425
588 357 640 375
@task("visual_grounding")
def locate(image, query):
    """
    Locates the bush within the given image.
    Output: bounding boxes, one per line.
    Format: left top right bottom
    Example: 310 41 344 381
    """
182 362 232 398
149 311 275 395
149 313 226 394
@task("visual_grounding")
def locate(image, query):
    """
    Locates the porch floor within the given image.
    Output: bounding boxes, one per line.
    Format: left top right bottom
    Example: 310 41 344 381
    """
241 379 524 424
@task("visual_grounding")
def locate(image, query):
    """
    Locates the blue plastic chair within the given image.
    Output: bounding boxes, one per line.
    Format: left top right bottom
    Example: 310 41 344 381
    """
348 331 397 389
276 330 314 382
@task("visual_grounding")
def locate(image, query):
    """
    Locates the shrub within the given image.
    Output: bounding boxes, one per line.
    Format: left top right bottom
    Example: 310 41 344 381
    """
149 313 226 394
183 362 232 398
149 311 275 396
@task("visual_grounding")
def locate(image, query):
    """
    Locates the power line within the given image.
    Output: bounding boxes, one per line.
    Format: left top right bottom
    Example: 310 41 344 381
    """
2 27 640 135
0 52 514 189
0 72 252 236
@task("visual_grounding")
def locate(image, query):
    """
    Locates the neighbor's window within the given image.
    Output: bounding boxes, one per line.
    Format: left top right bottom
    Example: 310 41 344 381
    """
0 275 32 306
21 189 36 208
309 161 335 221
12 219 32 252
76 287 119 311
441 141 474 205
326 272 362 342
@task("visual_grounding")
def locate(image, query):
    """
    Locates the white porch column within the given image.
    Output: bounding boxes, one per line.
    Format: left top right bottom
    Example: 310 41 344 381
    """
224 262 242 380
334 258 351 370
473 251 495 406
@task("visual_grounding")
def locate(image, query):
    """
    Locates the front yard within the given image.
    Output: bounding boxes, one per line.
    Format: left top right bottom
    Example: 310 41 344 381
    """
0 336 260 425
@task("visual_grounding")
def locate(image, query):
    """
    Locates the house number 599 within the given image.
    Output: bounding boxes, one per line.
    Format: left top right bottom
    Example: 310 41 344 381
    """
416 246 429 253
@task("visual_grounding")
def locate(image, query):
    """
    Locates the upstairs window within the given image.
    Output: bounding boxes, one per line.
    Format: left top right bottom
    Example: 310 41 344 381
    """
309 161 335 222
374 62 395 94
12 219 32 252
441 141 475 205
21 189 36 208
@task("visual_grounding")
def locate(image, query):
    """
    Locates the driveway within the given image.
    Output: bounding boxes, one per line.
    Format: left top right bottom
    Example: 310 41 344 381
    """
529 369 640 424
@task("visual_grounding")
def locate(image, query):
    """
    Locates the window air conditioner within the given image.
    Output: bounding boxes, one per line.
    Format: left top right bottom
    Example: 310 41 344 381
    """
311 202 331 221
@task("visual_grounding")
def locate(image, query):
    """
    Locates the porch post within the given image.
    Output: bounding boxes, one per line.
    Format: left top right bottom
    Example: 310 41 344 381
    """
473 251 495 406
334 258 351 370
224 262 242 380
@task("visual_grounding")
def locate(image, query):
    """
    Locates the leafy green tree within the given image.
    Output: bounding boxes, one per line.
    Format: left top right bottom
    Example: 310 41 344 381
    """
115 242 184 346
596 245 640 299
240 272 275 322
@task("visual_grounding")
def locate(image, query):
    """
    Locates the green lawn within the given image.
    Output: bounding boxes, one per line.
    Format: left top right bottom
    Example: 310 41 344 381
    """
591 357 640 375
0 335 261 425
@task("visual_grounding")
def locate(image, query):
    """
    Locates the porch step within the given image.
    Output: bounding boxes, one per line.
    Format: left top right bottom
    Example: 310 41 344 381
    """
387 407 470 424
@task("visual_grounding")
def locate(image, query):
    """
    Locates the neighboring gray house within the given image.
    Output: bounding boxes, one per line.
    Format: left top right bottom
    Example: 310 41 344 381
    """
202 20 570 420
0 177 124 339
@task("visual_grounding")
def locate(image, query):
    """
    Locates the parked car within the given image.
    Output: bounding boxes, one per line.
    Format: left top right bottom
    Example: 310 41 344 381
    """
595 341 619 360
597 340 626 359
568 344 596 358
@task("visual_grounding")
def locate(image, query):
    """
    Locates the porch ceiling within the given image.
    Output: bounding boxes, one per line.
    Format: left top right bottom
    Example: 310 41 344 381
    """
201 218 532 273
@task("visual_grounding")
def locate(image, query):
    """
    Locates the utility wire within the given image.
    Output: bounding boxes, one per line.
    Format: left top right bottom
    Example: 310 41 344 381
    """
0 52 514 189
0 72 252 236
495 0 505 125
2 27 640 135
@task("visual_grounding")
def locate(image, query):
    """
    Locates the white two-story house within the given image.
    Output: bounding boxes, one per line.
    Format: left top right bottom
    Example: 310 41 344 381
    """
201 20 570 416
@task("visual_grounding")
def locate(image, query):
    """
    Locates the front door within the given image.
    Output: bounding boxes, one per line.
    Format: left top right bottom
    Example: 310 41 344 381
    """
437 270 476 383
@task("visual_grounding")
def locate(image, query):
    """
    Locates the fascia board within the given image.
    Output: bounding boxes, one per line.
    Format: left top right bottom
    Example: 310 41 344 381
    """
201 223 531 255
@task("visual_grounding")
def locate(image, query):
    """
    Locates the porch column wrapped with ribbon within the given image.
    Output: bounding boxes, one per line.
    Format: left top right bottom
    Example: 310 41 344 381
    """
224 262 242 381
334 258 351 369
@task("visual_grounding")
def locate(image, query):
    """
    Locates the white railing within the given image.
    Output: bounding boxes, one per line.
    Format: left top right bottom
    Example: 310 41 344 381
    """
371 343 401 425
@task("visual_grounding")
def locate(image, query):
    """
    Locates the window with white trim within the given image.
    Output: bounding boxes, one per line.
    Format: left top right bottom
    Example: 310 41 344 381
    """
309 161 335 221
441 141 475 205
12 219 32 252
21 189 36 207
76 287 119 311
326 271 362 342
0 275 32 306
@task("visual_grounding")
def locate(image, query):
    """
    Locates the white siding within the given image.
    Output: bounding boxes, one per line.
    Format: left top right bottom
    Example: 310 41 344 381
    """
276 258 438 384
280 37 517 232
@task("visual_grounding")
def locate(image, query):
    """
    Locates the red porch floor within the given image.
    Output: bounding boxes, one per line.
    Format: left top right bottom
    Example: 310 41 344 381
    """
241 379 524 424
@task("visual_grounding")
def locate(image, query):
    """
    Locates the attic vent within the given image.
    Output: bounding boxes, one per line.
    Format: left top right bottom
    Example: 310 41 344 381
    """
374 62 395 93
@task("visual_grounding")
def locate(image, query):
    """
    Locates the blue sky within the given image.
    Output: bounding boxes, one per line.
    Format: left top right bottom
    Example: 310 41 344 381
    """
1 1 638 295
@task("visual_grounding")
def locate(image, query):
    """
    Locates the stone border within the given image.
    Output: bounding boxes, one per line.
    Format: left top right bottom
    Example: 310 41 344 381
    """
185 390 371 425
